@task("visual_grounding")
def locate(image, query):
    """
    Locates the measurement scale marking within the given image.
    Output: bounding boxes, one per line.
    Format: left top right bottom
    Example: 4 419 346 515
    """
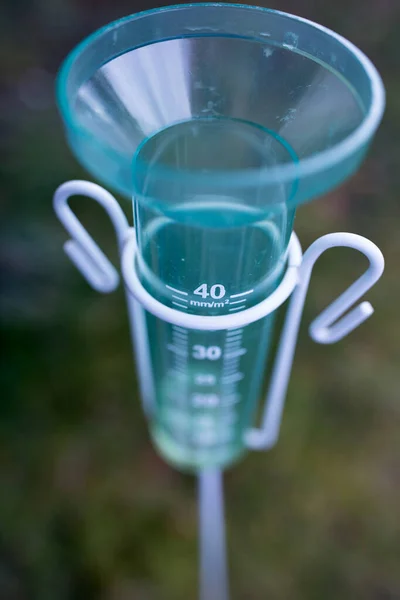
223 362 240 370
172 369 186 377
174 361 187 374
229 306 246 312
173 334 188 342
221 397 241 406
174 357 187 365
222 368 238 383
166 285 188 296
230 289 254 299
223 367 240 375
224 355 241 363
167 344 188 357
223 358 240 366
173 356 187 364
174 353 188 362
195 374 217 385
172 295 188 302
222 372 244 383
229 299 247 305
172 301 189 309
223 356 241 364
223 348 241 367
224 349 247 358
223 359 240 367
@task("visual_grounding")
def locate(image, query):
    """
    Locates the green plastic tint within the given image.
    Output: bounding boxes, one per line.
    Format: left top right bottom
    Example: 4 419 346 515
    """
57 3 384 207
56 4 385 470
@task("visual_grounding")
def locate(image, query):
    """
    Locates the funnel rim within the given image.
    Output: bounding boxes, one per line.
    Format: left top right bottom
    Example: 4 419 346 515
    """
57 3 385 191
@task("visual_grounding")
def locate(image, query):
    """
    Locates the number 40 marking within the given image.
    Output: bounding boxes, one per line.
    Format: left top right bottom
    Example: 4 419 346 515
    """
194 283 226 299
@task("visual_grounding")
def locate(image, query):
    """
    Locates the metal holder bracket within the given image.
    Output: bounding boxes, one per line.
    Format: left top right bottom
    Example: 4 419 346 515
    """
54 180 385 600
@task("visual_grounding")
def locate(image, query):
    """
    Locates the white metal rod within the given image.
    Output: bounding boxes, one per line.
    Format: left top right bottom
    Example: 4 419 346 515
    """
53 180 156 417
198 469 229 600
122 230 302 331
246 232 385 450
124 289 156 417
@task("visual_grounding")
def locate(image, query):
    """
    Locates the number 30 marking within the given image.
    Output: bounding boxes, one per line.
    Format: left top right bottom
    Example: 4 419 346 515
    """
192 345 222 360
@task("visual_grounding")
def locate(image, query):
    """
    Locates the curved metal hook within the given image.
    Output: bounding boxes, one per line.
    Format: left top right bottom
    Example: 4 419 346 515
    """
246 232 385 451
307 233 384 343
53 180 130 293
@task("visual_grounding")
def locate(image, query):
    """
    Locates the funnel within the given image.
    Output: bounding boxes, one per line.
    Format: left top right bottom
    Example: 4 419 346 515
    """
57 3 384 206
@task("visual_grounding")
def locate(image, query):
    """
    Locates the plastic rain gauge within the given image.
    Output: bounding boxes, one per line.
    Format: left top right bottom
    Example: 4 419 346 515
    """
53 5 385 599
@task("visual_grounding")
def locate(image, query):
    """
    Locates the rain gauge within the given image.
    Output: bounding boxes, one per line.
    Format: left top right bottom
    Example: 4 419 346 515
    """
53 5 385 599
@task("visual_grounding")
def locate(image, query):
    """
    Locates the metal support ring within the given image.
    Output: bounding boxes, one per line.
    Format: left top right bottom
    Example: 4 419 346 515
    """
121 231 302 331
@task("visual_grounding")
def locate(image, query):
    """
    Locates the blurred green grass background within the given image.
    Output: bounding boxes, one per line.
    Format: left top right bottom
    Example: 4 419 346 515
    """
1 1 399 598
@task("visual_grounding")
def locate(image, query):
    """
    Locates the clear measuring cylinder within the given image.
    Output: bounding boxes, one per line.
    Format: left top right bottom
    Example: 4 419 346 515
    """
132 117 297 471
